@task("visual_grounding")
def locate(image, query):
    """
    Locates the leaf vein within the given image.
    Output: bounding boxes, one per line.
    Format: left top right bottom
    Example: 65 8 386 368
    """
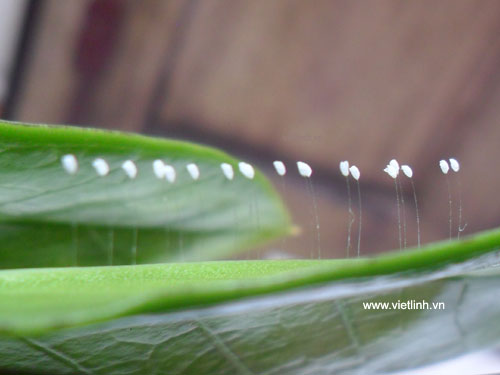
19 337 93 375
196 320 254 375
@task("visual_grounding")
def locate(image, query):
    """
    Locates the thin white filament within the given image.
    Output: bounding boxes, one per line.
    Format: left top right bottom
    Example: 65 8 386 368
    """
446 175 453 240
345 176 354 257
398 177 407 249
449 158 465 239
305 178 321 258
276 165 288 251
71 223 78 266
384 163 402 250
124 160 139 264
108 228 114 265
410 179 421 248
131 228 138 265
456 173 465 239
401 164 420 248
394 179 402 250
355 179 362 257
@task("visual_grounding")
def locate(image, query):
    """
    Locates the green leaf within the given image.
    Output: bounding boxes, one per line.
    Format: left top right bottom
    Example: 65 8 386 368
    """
2 121 500 374
0 120 291 267
1 229 500 374
2 227 500 336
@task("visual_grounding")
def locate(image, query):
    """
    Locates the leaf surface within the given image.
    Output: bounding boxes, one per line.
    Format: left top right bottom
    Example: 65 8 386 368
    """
0 121 291 267
1 241 500 374
1 121 500 374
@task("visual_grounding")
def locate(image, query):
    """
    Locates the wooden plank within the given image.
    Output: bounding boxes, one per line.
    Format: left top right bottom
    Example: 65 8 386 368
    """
74 0 190 131
159 0 500 185
15 0 189 132
15 0 91 123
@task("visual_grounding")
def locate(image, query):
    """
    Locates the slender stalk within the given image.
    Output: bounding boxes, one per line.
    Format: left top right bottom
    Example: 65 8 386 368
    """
356 179 362 257
456 173 465 239
345 176 354 258
307 179 321 259
446 175 453 240
410 179 421 248
394 179 402 250
108 228 114 265
398 177 407 248
71 222 78 266
131 228 137 265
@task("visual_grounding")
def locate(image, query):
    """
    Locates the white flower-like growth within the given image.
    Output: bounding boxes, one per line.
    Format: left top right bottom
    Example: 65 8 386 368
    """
273 161 286 176
389 159 399 171
61 154 78 175
448 158 464 238
349 165 360 180
384 159 404 249
152 160 166 179
383 164 399 179
163 165 176 183
449 158 460 172
340 160 353 256
339 161 349 177
152 160 176 182
296 160 320 257
220 163 234 180
401 165 413 178
439 159 450 174
297 161 312 178
439 159 453 239
92 158 110 176
347 164 362 257
390 159 407 247
186 163 200 180
401 164 420 248
238 162 255 179
121 160 138 179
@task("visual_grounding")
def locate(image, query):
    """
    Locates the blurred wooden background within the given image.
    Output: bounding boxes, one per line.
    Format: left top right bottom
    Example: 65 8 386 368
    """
6 0 500 257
